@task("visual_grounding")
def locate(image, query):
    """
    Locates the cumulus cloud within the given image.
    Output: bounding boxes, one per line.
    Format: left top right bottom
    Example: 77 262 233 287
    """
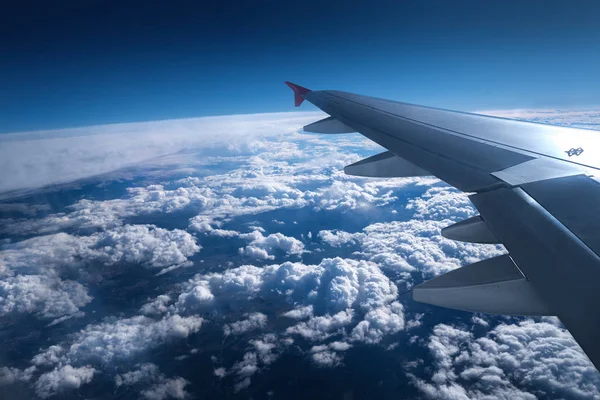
19 313 202 398
320 219 503 283
34 365 96 399
408 320 600 399
151 256 407 389
405 186 475 221
318 229 362 247
0 224 199 321
1 183 216 235
115 363 189 400
239 231 304 260
309 341 354 367
310 347 343 367
2 226 199 274
223 333 289 391
89 224 200 273
170 256 404 349
0 275 91 320
349 301 405 344
314 184 504 285
140 295 172 316
329 341 352 352
223 312 268 336
0 366 36 385
281 305 313 320
33 314 203 367
141 377 189 400
286 309 355 341
115 363 160 387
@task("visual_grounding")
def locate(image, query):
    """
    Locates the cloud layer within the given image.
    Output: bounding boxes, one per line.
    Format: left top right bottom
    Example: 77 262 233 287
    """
0 225 200 322
0 112 324 194
409 319 600 399
2 110 599 398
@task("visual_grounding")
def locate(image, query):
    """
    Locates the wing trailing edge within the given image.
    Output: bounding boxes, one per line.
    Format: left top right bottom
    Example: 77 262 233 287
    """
344 151 431 178
413 255 552 316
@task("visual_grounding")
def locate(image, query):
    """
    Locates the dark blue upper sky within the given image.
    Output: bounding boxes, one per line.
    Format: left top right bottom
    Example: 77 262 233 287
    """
2 0 600 132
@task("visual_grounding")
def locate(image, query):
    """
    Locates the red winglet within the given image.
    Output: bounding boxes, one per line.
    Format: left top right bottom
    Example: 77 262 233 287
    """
284 81 311 107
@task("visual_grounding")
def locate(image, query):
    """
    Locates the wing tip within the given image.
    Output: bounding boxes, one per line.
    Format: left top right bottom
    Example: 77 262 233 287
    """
284 81 311 107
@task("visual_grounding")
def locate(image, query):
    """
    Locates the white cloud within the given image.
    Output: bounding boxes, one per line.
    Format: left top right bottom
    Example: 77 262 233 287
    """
0 275 91 320
0 112 324 195
250 334 281 365
329 341 352 352
1 183 216 235
234 377 252 393
225 333 288 391
34 365 96 399
141 377 189 400
175 258 404 373
0 366 36 385
172 257 403 345
471 315 489 327
318 229 362 247
140 295 172 316
2 224 200 271
286 309 355 341
239 231 304 260
88 224 201 274
213 368 227 379
2 134 408 239
238 245 272 260
0 224 200 321
33 314 203 367
25 315 199 400
405 186 475 221
477 108 600 130
115 363 189 399
406 313 424 330
311 349 343 367
115 363 160 387
336 218 504 280
281 305 313 320
232 352 259 379
349 301 405 344
224 312 268 336
161 256 407 391
409 320 600 399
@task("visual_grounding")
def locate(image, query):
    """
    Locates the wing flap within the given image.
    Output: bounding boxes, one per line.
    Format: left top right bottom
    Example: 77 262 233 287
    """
303 116 355 134
413 255 551 316
344 151 430 178
492 158 587 186
470 185 600 369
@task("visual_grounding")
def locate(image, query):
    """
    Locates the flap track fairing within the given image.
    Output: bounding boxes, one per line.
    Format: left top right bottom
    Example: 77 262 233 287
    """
441 215 500 244
413 255 552 316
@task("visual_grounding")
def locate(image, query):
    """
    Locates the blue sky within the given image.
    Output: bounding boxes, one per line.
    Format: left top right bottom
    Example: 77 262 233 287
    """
2 0 600 132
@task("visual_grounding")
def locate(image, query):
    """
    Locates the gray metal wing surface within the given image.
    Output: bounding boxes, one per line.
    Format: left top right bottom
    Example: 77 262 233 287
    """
285 81 600 370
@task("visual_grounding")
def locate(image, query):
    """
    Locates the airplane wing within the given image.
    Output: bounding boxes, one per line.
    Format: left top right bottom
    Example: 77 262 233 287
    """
285 81 600 370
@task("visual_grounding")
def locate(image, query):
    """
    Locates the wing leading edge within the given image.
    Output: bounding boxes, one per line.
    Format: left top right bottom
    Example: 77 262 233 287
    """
286 82 600 370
